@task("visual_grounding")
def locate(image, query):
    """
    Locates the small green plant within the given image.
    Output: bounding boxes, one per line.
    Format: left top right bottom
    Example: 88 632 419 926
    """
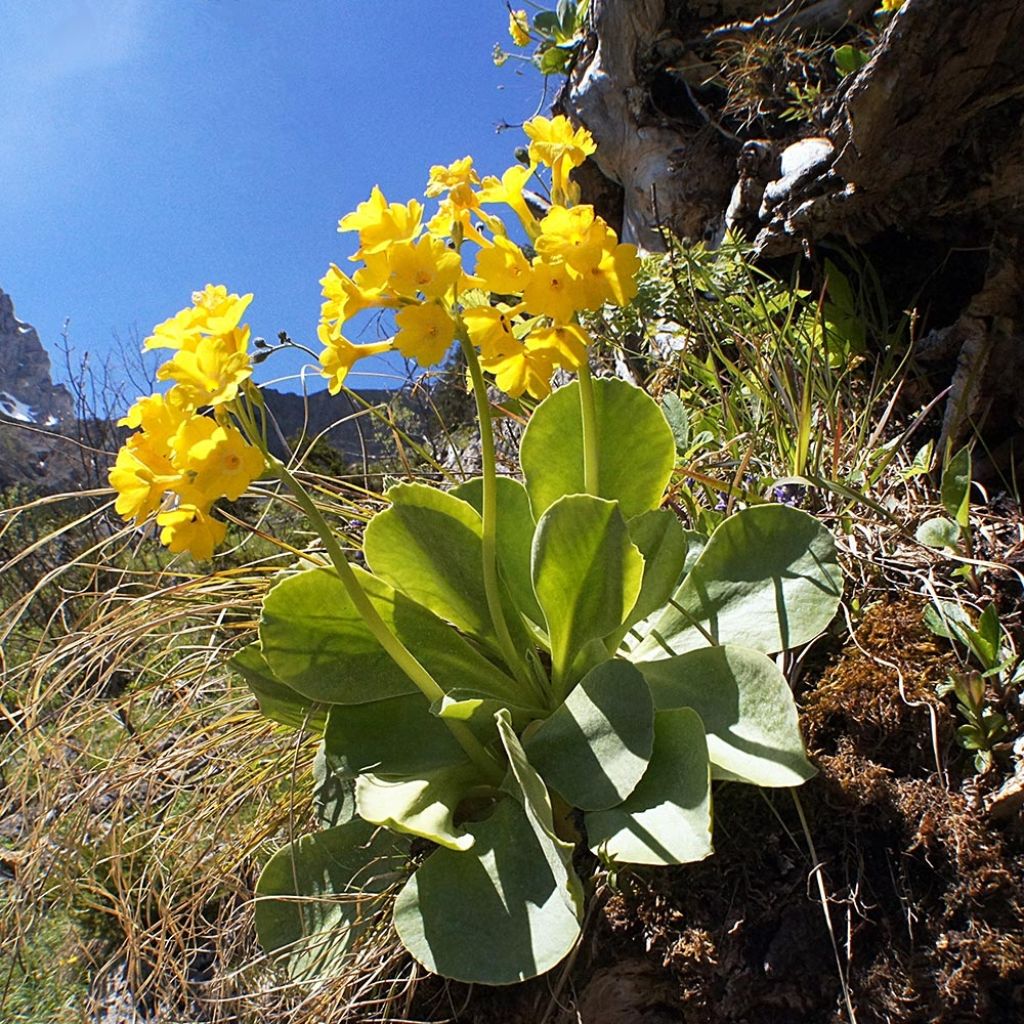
915 444 980 585
495 1 590 77
938 669 1009 771
926 600 1022 771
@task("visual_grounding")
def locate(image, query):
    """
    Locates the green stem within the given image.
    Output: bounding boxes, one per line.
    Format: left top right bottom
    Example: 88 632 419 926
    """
578 361 600 495
267 455 503 784
457 336 543 701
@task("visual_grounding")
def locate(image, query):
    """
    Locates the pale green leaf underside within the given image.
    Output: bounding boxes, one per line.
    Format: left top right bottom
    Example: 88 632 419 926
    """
586 707 713 866
632 505 842 660
525 659 654 811
255 820 407 982
355 763 480 851
640 645 815 787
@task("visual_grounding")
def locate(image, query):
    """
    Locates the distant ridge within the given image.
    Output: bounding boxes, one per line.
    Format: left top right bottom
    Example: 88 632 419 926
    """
0 287 400 493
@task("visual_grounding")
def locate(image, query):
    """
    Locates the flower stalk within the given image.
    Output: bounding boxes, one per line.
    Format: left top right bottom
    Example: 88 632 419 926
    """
578 361 600 495
458 334 546 703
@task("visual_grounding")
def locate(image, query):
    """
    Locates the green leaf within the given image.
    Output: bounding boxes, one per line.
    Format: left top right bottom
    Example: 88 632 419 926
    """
533 10 560 35
525 659 654 810
364 483 527 653
433 689 546 730
532 495 644 682
833 44 870 77
586 708 713 865
355 763 481 851
538 45 571 74
631 505 842 660
313 743 356 828
618 509 689 640
452 476 544 627
255 820 407 982
639 645 816 786
395 709 581 984
393 794 582 984
260 567 518 705
901 440 935 480
941 446 972 528
521 379 676 520
973 604 1003 670
495 709 582 911
230 643 325 731
324 694 469 776
915 516 961 549
660 392 690 453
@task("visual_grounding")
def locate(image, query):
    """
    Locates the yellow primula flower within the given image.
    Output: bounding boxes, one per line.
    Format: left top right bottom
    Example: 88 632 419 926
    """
108 433 181 525
509 9 530 47
526 322 591 369
524 115 596 170
462 306 521 361
477 165 539 239
156 504 227 561
145 286 252 350
535 204 614 273
572 242 642 309
425 156 480 210
394 301 456 366
318 324 394 395
170 417 265 504
386 235 462 300
118 392 191 453
320 261 397 326
339 185 423 256
523 115 596 200
480 342 558 400
473 236 532 295
522 258 588 322
157 328 253 410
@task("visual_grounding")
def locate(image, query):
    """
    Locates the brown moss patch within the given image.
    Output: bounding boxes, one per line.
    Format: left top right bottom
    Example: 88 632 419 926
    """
802 597 958 774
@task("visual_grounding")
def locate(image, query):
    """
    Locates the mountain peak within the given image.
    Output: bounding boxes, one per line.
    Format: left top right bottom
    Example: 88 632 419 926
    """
0 287 74 427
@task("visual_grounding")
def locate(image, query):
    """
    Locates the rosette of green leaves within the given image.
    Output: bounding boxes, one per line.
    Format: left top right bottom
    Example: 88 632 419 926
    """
242 378 842 985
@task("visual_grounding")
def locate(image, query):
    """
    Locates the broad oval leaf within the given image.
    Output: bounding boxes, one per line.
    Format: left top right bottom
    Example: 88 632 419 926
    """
365 483 523 649
521 378 676 520
324 694 469 776
355 763 481 851
230 643 325 731
631 505 842 661
260 566 519 704
313 742 356 828
393 796 581 984
525 660 654 810
621 509 690 635
586 707 713 866
255 819 407 982
452 476 544 627
532 495 644 683
640 645 815 787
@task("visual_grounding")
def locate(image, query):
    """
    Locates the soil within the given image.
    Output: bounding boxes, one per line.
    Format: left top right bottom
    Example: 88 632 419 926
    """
410 598 1024 1023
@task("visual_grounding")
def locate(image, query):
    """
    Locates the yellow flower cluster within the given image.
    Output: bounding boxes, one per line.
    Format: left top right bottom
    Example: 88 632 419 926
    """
318 115 638 400
109 286 265 559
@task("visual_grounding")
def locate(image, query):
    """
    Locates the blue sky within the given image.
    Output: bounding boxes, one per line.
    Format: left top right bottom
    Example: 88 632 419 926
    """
0 0 544 392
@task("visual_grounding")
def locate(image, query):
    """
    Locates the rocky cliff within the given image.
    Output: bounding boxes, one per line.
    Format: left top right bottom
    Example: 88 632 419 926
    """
0 289 74 428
